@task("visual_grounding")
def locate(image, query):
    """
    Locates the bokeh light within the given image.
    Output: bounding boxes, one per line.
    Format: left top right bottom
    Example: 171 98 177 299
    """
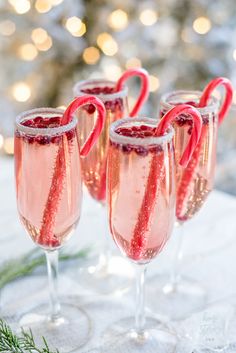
104 64 122 81
233 49 236 61
193 17 211 34
8 0 31 14
18 44 38 61
50 0 64 5
0 20 16 36
31 28 48 44
108 9 128 31
97 32 118 56
83 47 100 64
126 57 142 69
35 0 52 13
36 36 53 51
139 9 158 26
0 135 4 150
149 75 160 92
12 82 31 102
3 137 14 155
65 16 82 35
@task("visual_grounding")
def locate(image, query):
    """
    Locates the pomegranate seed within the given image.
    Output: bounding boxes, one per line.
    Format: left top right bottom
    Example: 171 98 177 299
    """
66 129 75 141
202 116 209 125
87 104 96 114
149 145 163 153
24 135 35 144
135 146 149 156
36 136 51 145
34 116 43 124
122 145 132 154
22 119 34 127
51 135 62 144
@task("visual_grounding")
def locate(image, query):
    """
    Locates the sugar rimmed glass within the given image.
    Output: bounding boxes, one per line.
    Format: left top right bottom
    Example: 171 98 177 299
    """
73 79 134 295
102 117 177 353
147 90 219 320
15 108 90 352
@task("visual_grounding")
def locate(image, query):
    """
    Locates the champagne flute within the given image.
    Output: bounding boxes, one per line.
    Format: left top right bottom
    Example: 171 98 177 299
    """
73 68 149 294
14 96 105 352
102 104 201 352
148 78 233 320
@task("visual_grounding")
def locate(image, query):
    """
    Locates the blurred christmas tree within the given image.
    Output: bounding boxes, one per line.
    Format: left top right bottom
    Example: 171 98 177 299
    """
0 0 236 151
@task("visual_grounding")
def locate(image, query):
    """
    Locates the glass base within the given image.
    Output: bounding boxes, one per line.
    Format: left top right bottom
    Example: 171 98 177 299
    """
19 302 92 353
147 274 207 321
78 254 134 295
102 317 177 353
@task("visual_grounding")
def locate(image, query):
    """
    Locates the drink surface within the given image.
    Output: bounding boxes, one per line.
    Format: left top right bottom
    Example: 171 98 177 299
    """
160 100 218 222
15 115 82 249
107 123 175 264
77 86 128 203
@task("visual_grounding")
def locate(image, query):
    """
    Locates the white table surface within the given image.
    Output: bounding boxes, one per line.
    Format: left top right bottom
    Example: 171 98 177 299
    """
1 155 236 352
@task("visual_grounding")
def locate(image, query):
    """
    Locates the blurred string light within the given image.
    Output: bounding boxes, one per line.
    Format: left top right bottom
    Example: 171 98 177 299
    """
108 9 128 31
0 20 16 36
233 49 236 61
139 9 158 26
18 43 38 60
35 0 52 13
83 47 100 64
57 105 66 110
149 75 160 92
8 0 29 13
233 91 236 104
12 82 31 102
31 28 52 51
3 137 14 155
97 32 118 56
126 57 142 69
49 0 64 5
0 135 4 150
8 0 31 14
65 16 86 37
104 64 122 80
193 17 211 34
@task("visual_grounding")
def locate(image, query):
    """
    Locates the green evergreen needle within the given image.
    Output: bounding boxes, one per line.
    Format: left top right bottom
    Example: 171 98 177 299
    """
0 246 91 290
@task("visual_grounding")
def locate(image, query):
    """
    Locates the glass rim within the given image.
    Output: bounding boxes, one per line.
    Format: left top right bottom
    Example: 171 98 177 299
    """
73 79 128 101
15 107 77 136
160 90 220 115
109 117 174 146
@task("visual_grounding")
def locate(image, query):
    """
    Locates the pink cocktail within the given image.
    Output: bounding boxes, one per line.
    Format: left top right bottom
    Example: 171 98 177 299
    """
108 122 175 263
153 79 233 320
73 69 150 294
103 103 201 352
15 110 82 249
160 91 219 222
14 96 105 352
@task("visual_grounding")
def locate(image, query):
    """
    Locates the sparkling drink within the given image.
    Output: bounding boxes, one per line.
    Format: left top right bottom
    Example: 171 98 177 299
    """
107 119 176 263
74 81 128 203
15 110 82 249
160 92 219 222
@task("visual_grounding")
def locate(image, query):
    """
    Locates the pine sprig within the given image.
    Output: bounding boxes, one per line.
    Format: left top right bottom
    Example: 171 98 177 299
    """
0 319 59 352
0 246 91 290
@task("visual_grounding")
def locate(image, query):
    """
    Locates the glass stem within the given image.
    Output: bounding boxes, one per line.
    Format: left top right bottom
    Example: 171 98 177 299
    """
98 203 111 270
45 250 61 321
170 223 184 286
135 265 147 334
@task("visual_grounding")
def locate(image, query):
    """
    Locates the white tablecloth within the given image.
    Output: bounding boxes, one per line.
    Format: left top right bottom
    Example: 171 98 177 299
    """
1 155 236 352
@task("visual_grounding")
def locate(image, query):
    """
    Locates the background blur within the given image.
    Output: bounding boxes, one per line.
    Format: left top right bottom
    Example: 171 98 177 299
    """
0 0 236 193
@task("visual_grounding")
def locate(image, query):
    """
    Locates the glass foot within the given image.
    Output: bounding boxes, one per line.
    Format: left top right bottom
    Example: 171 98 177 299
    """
19 302 92 353
147 274 207 320
78 254 134 295
101 317 177 353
